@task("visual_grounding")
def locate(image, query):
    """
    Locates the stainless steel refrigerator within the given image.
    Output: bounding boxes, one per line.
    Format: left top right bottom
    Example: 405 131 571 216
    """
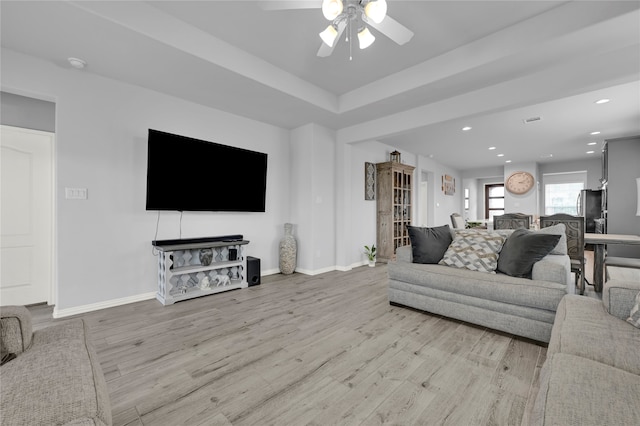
577 189 604 234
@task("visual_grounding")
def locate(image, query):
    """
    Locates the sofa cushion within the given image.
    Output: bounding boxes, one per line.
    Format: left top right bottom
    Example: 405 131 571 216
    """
603 279 640 320
0 319 112 426
628 291 640 328
531 353 640 426
388 261 566 312
439 229 506 273
406 224 452 264
549 295 640 375
497 229 561 278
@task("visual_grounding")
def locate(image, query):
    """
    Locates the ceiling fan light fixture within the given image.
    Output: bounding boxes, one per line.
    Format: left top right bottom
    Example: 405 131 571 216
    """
319 25 339 47
365 0 387 23
322 0 343 20
358 27 375 49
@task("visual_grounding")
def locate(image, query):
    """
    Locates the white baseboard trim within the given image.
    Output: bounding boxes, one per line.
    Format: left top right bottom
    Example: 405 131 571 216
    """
52 263 376 317
52 292 156 318
295 265 342 276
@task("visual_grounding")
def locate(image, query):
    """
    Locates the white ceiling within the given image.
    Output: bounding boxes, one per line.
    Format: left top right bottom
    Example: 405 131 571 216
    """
2 0 639 170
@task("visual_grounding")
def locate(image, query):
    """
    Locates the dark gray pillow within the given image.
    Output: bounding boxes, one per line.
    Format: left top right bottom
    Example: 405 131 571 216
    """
406 225 453 264
497 228 561 278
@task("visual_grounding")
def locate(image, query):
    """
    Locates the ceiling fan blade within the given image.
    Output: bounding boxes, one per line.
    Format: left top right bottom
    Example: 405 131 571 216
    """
368 15 414 45
317 21 347 57
261 1 321 11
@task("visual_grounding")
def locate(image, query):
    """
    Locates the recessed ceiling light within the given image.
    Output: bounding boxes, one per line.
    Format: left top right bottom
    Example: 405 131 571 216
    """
587 142 597 146
595 98 610 104
462 126 472 131
497 153 505 157
488 146 496 150
540 154 553 159
586 151 595 154
67 57 87 69
505 160 512 163
590 131 601 135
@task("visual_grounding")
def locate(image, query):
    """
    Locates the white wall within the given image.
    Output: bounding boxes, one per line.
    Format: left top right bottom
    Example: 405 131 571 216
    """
539 158 602 189
348 141 392 267
2 48 290 314
416 155 462 227
290 123 337 274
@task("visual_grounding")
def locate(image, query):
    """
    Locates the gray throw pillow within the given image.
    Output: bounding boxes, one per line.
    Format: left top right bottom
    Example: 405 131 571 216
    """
407 225 453 264
497 228 561 278
537 223 567 255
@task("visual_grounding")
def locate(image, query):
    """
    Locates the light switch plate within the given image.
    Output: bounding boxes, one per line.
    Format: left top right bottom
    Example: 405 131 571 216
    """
65 187 88 200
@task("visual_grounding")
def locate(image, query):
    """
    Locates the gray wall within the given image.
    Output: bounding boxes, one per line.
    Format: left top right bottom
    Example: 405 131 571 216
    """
1 91 55 132
606 136 640 257
539 158 602 190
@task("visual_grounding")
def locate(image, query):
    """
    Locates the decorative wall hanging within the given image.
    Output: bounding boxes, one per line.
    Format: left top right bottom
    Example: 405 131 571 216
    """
365 162 376 200
442 174 455 195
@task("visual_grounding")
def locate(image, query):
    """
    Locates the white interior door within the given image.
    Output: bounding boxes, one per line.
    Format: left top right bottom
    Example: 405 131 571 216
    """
1 125 54 306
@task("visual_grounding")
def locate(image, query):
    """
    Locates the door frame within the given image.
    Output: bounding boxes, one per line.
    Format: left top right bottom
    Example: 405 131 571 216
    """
1 124 56 306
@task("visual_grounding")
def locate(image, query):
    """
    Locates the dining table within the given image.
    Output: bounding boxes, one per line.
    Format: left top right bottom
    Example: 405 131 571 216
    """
584 233 640 292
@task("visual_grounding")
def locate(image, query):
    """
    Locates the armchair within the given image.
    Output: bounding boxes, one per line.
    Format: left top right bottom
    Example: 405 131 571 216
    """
0 305 112 425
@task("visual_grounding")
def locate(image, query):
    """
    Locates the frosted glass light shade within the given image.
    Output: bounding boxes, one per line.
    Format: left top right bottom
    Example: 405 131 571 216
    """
365 0 387 23
636 177 640 216
320 25 339 47
358 27 375 49
322 0 343 20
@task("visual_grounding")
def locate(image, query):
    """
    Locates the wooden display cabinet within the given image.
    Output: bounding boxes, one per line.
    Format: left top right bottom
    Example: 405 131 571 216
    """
376 161 415 262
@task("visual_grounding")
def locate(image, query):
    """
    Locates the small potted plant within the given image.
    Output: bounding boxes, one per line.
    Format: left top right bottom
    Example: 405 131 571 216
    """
364 244 377 267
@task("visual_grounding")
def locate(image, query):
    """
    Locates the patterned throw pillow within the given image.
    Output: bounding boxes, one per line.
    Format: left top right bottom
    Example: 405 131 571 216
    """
439 229 506 273
627 291 640 328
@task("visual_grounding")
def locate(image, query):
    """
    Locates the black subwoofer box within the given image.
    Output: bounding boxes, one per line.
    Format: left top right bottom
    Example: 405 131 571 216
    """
246 256 261 286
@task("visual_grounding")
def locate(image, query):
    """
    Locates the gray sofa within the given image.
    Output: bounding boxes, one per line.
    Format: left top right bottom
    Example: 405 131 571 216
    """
388 244 571 343
529 279 640 425
0 306 112 426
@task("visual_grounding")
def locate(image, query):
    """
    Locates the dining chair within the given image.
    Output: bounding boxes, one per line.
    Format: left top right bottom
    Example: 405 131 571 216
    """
540 213 586 295
493 213 532 230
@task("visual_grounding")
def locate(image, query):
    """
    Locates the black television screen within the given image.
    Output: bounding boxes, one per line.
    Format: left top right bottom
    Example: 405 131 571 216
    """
145 129 267 212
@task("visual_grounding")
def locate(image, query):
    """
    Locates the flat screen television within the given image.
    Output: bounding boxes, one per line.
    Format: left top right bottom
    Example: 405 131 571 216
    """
145 129 267 212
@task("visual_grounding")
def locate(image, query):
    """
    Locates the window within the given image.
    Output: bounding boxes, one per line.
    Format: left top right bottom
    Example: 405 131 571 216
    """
464 188 469 210
543 172 586 215
485 184 504 220
545 182 584 214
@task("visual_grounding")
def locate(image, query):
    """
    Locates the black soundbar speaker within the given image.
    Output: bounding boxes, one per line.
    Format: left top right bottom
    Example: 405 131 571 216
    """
247 256 261 286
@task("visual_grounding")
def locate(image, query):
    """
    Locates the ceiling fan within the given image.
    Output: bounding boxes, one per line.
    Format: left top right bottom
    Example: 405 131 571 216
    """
263 0 414 58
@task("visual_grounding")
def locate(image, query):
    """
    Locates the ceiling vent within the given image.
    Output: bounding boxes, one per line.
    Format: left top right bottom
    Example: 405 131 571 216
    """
523 116 542 124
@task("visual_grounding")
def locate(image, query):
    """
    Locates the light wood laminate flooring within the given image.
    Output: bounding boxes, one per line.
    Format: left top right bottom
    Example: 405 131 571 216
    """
29 264 546 426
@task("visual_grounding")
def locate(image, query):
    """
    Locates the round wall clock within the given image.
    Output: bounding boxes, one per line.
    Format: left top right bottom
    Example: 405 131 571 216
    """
505 171 535 194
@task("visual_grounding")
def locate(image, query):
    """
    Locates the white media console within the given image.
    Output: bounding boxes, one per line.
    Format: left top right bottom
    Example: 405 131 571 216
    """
153 236 249 305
